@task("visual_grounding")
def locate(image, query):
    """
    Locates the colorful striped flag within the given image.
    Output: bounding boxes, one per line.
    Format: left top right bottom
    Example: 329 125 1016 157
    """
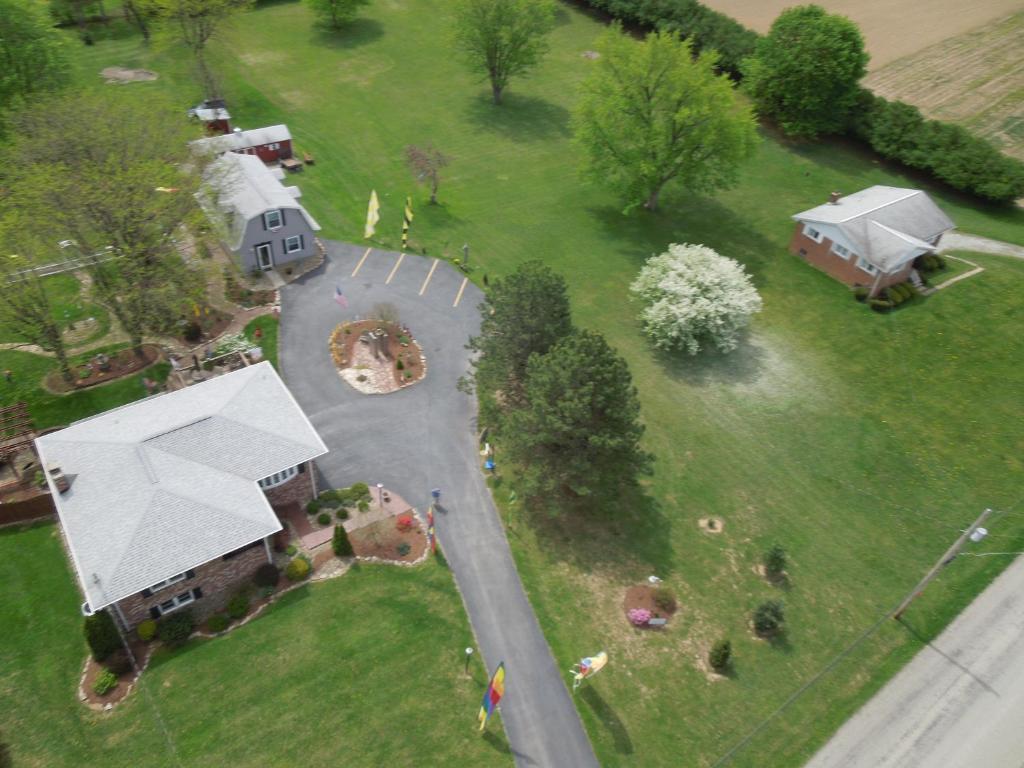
401 196 413 250
478 662 505 731
334 285 348 308
364 190 380 239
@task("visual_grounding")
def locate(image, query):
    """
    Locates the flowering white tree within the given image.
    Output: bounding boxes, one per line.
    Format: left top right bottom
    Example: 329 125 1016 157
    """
630 243 762 355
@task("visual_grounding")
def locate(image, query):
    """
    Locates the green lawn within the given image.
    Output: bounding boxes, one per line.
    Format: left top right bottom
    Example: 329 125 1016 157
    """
244 314 279 370
0 522 510 768
0 272 110 346
36 3 1024 767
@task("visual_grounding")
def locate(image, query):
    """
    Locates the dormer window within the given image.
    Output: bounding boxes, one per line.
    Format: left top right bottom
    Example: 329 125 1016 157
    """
264 210 283 230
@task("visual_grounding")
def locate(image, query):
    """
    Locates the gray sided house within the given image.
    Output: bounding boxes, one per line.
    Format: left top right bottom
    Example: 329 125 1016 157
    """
203 152 321 273
34 362 328 630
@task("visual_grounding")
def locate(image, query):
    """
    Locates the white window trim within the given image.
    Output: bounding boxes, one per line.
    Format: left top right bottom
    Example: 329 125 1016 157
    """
267 142 280 150
264 210 283 230
148 572 188 594
156 589 196 617
284 235 302 254
856 256 878 274
803 224 824 243
259 464 299 489
832 242 851 259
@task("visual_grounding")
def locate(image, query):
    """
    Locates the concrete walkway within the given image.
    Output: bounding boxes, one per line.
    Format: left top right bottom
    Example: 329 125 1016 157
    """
279 241 599 768
939 232 1024 259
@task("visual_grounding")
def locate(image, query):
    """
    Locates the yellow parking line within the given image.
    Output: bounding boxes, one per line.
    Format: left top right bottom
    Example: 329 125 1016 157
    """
453 277 468 308
419 258 439 296
351 247 372 277
386 252 405 284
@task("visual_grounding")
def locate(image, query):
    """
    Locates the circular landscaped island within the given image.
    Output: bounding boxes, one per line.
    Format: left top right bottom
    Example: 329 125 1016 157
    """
329 317 426 395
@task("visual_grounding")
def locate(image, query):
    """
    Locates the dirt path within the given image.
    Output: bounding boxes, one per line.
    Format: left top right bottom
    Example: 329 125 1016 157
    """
939 233 1024 260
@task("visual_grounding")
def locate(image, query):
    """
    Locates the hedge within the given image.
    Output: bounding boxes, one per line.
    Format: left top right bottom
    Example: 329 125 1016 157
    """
574 0 757 77
849 89 1024 203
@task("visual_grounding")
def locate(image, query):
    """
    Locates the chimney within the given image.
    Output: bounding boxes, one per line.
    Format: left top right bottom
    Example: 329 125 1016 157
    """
46 462 70 493
828 191 842 205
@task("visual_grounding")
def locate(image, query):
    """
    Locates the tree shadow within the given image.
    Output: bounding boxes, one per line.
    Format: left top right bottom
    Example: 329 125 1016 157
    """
580 685 634 755
310 18 384 50
462 93 571 142
650 331 767 388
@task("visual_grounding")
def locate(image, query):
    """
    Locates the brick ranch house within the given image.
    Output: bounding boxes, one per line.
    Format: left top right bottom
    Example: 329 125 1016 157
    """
790 186 955 296
34 362 327 631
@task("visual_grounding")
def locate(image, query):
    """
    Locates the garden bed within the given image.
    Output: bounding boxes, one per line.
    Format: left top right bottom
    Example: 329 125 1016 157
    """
45 344 162 393
349 516 427 563
224 267 277 308
178 308 234 346
329 319 425 394
622 584 678 629
80 639 151 709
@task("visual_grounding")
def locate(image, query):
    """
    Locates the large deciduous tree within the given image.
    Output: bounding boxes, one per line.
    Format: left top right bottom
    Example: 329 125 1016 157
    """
0 0 69 116
451 0 556 105
156 0 251 99
506 329 650 499
630 243 761 355
466 260 573 410
743 4 868 138
2 91 209 358
306 0 370 31
573 27 758 212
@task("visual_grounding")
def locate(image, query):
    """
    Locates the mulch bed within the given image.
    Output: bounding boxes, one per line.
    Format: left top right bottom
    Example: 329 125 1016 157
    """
81 639 150 707
329 319 425 392
622 584 678 629
224 274 277 308
349 517 427 563
46 344 162 393
178 308 233 346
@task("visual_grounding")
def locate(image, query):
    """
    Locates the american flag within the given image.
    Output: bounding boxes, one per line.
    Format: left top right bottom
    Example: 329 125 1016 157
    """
334 285 348 308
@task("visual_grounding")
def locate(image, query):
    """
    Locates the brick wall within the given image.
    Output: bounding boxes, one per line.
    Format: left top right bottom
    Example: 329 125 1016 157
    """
789 225 913 296
262 461 316 510
115 541 270 629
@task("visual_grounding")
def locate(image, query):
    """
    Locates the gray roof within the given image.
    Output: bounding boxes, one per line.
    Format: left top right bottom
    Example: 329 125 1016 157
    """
35 362 328 612
189 107 231 122
793 186 955 272
204 153 320 249
192 124 291 154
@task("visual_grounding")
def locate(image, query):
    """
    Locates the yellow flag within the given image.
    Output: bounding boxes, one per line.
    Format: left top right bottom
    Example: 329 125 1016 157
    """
364 189 380 239
404 196 414 224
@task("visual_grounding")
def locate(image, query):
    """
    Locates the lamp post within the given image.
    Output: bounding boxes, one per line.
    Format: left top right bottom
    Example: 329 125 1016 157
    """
376 483 384 507
464 646 474 675
461 243 469 265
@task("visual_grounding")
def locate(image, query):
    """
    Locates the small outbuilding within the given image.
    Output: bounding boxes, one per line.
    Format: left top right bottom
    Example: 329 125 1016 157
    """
187 99 232 135
790 186 955 296
193 124 294 164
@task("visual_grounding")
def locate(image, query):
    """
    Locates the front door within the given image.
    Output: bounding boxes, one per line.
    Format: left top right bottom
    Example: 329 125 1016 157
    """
256 242 273 270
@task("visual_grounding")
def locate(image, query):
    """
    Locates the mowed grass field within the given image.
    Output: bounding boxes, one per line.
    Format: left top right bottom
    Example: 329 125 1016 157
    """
18 1 1024 766
865 12 1024 160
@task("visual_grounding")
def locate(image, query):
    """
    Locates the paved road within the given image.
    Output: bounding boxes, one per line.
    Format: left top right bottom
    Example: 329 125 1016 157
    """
279 241 599 768
939 232 1024 259
807 554 1024 768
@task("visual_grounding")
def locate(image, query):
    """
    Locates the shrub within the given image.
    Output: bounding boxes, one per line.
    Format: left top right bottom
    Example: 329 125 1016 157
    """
397 542 411 556
183 321 202 342
285 544 297 556
870 299 893 313
157 610 195 648
357 499 370 513
653 587 677 613
226 593 250 620
285 557 311 582
853 287 868 302
336 508 349 521
396 359 404 371
207 614 229 633
349 482 371 501
306 499 321 515
253 563 280 589
317 512 331 526
627 608 652 627
93 669 118 696
332 524 354 557
709 639 732 672
763 544 787 577
103 650 132 676
631 244 762 355
396 513 414 532
935 254 947 270
136 619 157 642
84 611 121 662
753 600 785 636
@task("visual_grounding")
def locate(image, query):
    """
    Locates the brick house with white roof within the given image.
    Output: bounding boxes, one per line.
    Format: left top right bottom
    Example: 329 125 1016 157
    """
34 362 327 630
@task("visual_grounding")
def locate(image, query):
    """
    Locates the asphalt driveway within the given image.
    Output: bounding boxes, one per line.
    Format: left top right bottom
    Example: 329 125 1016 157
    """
279 241 599 768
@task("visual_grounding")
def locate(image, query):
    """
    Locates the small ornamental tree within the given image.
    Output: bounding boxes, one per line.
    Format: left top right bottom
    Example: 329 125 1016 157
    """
709 639 732 672
630 243 762 355
405 144 449 204
743 5 869 138
83 610 121 662
753 600 785 637
332 524 354 557
764 544 787 578
306 0 370 30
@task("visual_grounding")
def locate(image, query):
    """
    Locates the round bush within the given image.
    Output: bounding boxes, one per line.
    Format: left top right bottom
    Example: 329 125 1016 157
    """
157 609 195 648
93 669 118 696
317 512 331 526
349 482 370 500
357 499 370 513
226 593 250 620
653 587 677 613
84 610 121 662
285 544 297 556
306 499 321 515
753 600 785 636
335 508 349 521
709 639 732 672
207 614 229 633
136 619 157 642
285 557 311 582
252 563 280 589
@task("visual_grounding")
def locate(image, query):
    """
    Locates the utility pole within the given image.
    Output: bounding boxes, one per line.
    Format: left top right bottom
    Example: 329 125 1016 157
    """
893 508 993 621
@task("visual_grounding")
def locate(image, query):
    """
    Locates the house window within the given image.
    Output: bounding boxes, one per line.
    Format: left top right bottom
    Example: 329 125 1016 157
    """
832 243 852 259
803 224 823 243
147 572 188 594
856 256 878 275
264 210 283 230
267 142 280 150
155 589 198 617
284 235 303 254
258 464 299 489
